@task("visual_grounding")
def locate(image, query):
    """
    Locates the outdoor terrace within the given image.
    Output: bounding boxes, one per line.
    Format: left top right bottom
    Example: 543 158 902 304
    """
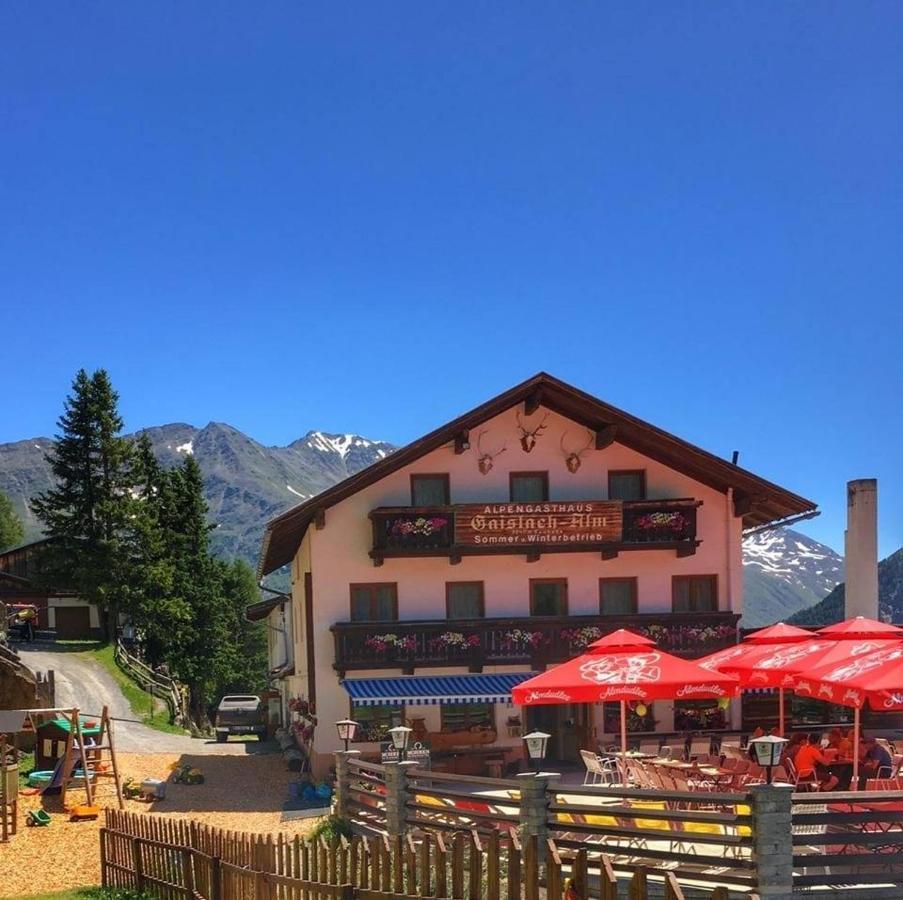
331 610 739 675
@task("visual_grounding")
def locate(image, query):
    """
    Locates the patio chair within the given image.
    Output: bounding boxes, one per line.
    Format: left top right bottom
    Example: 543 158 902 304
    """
784 757 819 792
688 736 712 760
638 738 660 757
580 749 606 785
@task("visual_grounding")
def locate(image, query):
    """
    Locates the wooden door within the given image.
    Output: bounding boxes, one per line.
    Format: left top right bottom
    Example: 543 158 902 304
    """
54 606 91 639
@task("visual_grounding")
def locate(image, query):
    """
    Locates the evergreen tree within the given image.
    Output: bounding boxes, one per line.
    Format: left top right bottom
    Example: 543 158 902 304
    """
0 491 25 551
32 369 134 637
160 455 233 724
124 434 185 666
218 558 268 695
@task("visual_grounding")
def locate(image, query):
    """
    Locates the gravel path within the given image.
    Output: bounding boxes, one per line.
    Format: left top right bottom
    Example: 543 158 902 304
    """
18 642 272 755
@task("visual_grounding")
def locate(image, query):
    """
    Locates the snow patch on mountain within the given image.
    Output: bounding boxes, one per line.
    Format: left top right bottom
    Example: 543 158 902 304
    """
741 527 844 627
176 441 194 455
305 431 386 459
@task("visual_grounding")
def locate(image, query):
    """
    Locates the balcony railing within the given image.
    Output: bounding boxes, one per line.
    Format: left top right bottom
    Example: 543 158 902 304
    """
332 611 739 675
369 499 700 564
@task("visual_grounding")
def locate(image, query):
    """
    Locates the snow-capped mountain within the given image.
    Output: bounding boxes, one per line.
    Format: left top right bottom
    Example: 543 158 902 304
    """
741 527 844 627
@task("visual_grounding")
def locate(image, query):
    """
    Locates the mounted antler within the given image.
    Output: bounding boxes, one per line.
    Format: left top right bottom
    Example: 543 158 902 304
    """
476 431 507 475
560 429 595 473
515 411 550 453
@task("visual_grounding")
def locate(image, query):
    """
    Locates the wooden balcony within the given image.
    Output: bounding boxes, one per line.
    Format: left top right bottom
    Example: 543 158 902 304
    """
331 611 739 676
369 498 700 565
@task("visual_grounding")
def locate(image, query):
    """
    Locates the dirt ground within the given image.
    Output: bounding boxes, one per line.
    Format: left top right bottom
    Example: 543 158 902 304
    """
0 752 323 898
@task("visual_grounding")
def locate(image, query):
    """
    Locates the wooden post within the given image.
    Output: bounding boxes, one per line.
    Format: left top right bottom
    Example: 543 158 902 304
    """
545 840 560 900
664 872 685 900
132 835 145 892
629 867 647 900
181 848 195 900
99 828 109 887
599 854 616 900
210 856 222 900
506 832 521 900
435 833 448 899
468 833 482 900
572 848 588 900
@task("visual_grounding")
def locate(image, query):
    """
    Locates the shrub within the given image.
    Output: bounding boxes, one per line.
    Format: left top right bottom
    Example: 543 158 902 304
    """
308 814 354 843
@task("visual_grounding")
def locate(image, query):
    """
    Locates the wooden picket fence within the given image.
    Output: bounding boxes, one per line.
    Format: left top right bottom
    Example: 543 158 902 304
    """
101 810 750 900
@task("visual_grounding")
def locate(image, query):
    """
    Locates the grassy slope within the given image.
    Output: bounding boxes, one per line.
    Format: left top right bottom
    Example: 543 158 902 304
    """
83 643 187 736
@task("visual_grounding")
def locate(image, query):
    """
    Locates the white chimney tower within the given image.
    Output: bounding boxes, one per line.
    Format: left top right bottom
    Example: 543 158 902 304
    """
844 479 879 619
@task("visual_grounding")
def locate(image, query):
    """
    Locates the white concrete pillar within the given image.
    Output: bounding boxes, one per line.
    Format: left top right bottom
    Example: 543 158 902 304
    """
844 479 879 619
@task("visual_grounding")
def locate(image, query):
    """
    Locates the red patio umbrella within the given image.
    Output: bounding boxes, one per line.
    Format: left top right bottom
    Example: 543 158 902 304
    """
697 621 813 733
793 640 903 787
512 628 739 756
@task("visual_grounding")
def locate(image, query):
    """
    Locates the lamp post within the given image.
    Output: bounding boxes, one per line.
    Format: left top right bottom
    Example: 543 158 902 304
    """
389 725 413 763
749 734 789 784
335 719 359 753
522 730 550 776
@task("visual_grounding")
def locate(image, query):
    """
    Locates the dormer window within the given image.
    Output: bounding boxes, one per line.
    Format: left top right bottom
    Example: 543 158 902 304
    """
410 474 450 506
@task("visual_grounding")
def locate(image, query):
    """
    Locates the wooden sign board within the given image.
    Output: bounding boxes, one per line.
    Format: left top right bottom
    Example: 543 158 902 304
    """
454 501 622 548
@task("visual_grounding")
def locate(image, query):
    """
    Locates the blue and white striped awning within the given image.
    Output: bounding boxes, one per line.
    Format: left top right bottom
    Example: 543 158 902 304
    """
341 672 536 706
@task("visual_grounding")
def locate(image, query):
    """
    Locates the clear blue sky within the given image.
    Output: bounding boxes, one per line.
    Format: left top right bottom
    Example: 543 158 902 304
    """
2 3 901 557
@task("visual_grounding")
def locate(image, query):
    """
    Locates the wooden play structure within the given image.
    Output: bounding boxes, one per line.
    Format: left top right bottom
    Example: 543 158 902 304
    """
0 705 124 840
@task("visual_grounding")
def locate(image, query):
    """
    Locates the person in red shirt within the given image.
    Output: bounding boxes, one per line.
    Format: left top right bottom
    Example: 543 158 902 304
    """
794 733 839 791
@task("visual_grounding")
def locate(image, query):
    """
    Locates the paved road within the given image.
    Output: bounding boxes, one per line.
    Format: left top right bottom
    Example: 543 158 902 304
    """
17 643 271 755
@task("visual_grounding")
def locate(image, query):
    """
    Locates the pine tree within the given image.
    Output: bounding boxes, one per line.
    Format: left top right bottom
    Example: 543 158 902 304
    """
0 491 25 551
32 368 134 638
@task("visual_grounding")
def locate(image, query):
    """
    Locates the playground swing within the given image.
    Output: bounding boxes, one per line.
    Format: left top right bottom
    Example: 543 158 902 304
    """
0 705 124 839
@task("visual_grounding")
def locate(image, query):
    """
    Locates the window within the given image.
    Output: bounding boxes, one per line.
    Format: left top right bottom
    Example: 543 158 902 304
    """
672 575 718 613
441 703 495 732
599 578 638 616
530 579 568 616
350 583 398 621
603 701 655 734
351 703 405 742
510 472 549 502
446 582 484 619
608 470 646 501
411 474 450 506
674 699 728 732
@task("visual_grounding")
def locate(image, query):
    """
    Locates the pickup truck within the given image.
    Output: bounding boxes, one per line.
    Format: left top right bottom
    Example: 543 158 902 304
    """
214 694 267 742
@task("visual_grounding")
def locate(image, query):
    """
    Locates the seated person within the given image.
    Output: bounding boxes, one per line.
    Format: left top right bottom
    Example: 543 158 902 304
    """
794 733 839 791
836 729 854 759
860 736 894 784
781 732 807 767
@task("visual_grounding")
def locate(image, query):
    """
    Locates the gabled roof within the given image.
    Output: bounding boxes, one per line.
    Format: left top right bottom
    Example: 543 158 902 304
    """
258 372 817 575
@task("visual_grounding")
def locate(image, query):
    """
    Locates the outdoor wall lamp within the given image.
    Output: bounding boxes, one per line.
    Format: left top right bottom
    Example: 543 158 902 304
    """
522 730 550 775
749 734 788 784
389 725 413 762
335 719 359 752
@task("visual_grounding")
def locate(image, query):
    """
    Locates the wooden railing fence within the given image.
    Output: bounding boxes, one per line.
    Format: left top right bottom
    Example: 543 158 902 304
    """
102 809 745 900
114 639 187 725
338 756 903 896
791 790 903 899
